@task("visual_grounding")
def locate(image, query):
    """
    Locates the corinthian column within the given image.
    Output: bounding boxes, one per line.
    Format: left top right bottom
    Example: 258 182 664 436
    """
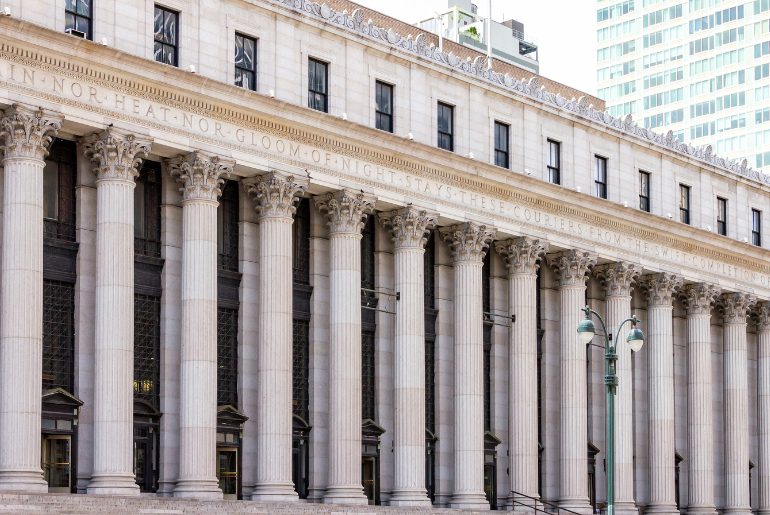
0 105 62 492
720 292 756 515
380 207 437 507
168 152 234 499
495 237 548 510
547 249 597 514
595 262 641 515
680 283 721 515
245 172 308 501
639 273 682 515
440 222 496 510
757 302 770 515
316 189 375 505
83 128 151 495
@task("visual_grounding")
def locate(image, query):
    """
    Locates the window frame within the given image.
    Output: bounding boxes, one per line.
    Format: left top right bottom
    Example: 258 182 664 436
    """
752 208 762 246
639 170 651 212
594 155 608 199
65 0 93 40
679 184 691 225
437 101 454 152
308 57 329 113
716 197 727 236
153 4 179 67
493 121 510 169
234 32 257 92
547 139 561 185
375 80 394 133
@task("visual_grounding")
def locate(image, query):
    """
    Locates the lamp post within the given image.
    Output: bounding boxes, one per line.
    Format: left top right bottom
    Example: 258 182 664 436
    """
577 306 644 515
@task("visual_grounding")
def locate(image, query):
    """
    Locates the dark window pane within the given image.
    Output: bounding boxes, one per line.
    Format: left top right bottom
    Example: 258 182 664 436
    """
375 81 393 133
235 33 257 91
43 280 75 392
134 294 161 408
308 58 329 113
217 306 238 406
437 102 454 151
154 6 178 66
494 122 509 168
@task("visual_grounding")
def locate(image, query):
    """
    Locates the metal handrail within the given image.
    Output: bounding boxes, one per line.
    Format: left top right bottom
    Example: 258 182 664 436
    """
510 491 587 515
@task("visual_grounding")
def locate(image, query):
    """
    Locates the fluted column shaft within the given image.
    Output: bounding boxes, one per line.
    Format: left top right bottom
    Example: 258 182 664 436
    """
641 274 682 515
496 237 548 509
757 303 770 515
316 190 375 505
381 208 437 507
83 128 151 495
721 293 755 515
246 172 308 501
548 250 596 514
681 283 720 515
441 222 496 511
169 152 234 499
0 105 61 492
596 263 641 515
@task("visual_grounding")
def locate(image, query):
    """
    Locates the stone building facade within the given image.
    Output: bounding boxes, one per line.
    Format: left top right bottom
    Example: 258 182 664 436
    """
0 0 769 512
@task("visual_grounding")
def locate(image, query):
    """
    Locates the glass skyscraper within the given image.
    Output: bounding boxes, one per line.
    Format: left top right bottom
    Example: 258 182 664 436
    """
596 0 770 170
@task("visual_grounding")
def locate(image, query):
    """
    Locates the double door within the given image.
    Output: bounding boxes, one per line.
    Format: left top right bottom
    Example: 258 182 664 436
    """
42 434 72 493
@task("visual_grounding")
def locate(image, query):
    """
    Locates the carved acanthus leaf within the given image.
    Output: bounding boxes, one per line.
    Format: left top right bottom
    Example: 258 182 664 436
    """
315 189 376 235
639 273 682 306
166 151 234 202
495 237 549 275
0 104 62 160
82 128 152 182
679 283 721 316
244 171 308 220
547 250 597 286
379 206 437 250
719 292 756 324
595 262 641 297
439 222 496 263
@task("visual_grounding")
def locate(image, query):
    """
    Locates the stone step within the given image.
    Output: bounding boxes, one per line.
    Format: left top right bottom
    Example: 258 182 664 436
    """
0 494 487 514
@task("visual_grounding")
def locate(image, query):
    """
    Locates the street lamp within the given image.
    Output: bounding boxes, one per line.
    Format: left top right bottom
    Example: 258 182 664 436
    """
577 305 644 515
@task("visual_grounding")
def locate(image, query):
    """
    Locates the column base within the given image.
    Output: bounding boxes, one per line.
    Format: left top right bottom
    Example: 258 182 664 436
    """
645 503 680 515
685 506 718 515
87 474 140 496
559 498 594 515
450 492 490 510
615 501 640 515
389 488 432 507
510 493 540 512
0 470 48 493
722 508 753 515
323 485 369 505
173 479 223 500
250 482 299 502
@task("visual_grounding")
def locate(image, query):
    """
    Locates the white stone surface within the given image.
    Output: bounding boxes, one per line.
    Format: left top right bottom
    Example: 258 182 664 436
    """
440 222 496 511
168 152 234 499
82 128 151 496
246 171 308 501
757 302 770 515
315 189 375 505
0 104 61 493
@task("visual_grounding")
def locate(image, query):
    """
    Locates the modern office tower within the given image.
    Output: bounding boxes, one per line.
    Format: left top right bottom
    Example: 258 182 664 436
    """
597 0 770 170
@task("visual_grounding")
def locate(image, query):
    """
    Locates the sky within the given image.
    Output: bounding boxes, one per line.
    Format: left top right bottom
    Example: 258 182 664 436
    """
353 0 597 95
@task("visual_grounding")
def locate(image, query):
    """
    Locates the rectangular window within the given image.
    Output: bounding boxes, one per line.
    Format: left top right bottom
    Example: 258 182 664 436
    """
494 121 510 169
65 0 92 39
234 33 257 91
639 171 650 212
375 81 393 133
308 58 328 113
679 184 691 224
153 5 179 66
594 156 608 199
437 102 454 152
753 208 762 246
547 140 561 184
716 197 727 235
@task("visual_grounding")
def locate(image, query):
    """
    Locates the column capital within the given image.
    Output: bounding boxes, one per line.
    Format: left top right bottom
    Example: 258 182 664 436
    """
754 301 770 331
547 249 596 286
167 151 234 202
495 236 549 275
719 292 756 325
439 222 496 263
595 262 641 297
680 283 721 316
82 128 152 182
379 206 437 250
315 189 376 235
0 104 62 160
640 272 683 306
244 171 308 221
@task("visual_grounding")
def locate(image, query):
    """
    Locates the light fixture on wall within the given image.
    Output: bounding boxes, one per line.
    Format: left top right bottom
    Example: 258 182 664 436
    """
341 112 348 121
525 169 532 176
575 186 582 193
100 37 108 45
466 152 474 159
407 132 414 141
2 7 11 16
268 89 275 98
188 64 196 73
705 225 712 232
667 213 673 219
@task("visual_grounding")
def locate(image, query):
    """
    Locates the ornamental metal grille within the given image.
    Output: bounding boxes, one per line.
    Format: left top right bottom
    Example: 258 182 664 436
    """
425 337 436 433
482 251 491 317
482 252 492 432
424 231 436 434
424 231 435 310
362 329 376 421
217 306 239 407
292 318 310 422
43 139 77 243
134 294 161 408
360 217 377 315
293 199 311 285
42 279 75 392
135 161 162 258
217 181 239 272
